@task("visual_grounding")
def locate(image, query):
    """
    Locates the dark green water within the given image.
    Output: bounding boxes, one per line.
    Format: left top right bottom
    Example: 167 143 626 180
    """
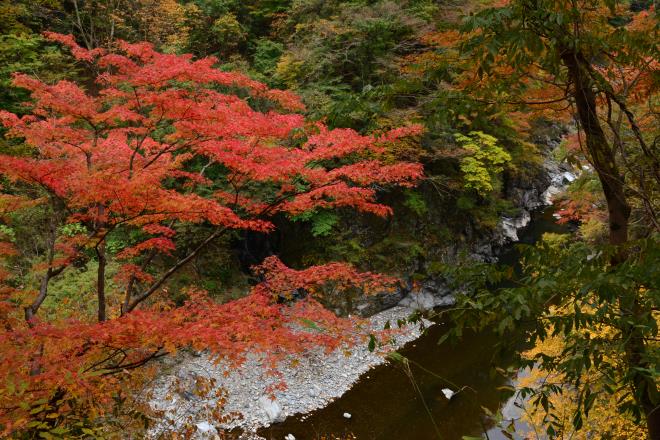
259 208 568 440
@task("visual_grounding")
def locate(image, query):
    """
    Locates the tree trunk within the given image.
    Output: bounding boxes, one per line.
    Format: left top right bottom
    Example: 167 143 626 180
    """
562 51 630 248
24 216 63 323
562 50 660 439
96 241 106 322
96 204 106 322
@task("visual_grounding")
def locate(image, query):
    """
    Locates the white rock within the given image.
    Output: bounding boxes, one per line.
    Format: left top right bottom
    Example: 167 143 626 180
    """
441 388 455 400
500 210 531 242
343 412 352 419
285 434 296 440
195 421 218 438
258 396 285 423
436 296 456 307
147 306 432 437
399 290 435 311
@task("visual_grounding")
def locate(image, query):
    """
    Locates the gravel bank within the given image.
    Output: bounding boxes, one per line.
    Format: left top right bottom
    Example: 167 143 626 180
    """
148 306 431 438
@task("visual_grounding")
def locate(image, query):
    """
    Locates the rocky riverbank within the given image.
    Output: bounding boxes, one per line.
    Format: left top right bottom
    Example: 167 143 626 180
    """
147 306 431 438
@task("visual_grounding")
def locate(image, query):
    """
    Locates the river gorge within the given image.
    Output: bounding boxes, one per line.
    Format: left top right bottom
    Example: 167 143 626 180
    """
258 208 569 440
148 204 571 440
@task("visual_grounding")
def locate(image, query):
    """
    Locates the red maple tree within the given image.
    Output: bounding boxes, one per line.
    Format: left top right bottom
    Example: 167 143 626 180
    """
0 33 423 436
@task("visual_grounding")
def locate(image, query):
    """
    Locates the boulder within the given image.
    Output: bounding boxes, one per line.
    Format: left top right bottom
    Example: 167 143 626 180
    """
398 288 455 312
441 388 455 400
194 421 219 439
258 396 285 423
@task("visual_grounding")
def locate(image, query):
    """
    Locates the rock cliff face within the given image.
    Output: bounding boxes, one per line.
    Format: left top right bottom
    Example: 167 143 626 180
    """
469 126 573 261
471 155 574 261
350 128 576 317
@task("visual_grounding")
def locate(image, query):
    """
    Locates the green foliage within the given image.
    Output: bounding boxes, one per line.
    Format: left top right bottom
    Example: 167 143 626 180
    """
185 0 291 57
0 0 61 35
455 131 511 196
59 222 87 237
367 235 426 269
14 395 109 439
252 38 284 77
309 211 340 237
0 224 16 242
406 0 440 21
455 194 476 211
0 34 73 114
440 233 660 435
42 261 121 319
0 204 55 278
578 219 609 244
403 190 428 216
211 13 247 54
291 210 340 237
273 1 422 128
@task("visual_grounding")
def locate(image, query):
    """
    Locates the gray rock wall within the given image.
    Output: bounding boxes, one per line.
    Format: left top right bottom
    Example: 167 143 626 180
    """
350 132 575 317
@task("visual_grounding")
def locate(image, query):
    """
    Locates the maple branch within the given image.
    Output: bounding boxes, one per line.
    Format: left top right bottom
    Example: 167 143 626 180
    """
128 90 162 179
582 60 660 185
24 210 66 324
470 95 569 106
82 347 127 373
122 219 177 313
603 97 660 232
123 179 341 313
611 96 660 185
71 0 93 50
95 206 107 322
199 158 214 177
139 134 212 172
125 226 229 313
122 248 158 312
100 346 167 375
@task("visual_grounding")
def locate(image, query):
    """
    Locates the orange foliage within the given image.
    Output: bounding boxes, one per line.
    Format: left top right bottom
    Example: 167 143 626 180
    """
0 33 424 435
0 258 394 434
0 32 422 273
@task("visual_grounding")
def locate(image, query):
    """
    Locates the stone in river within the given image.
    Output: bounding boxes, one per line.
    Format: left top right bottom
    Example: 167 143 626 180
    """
441 388 455 400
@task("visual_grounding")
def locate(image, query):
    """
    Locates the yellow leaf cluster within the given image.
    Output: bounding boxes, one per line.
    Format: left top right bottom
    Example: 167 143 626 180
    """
518 305 652 439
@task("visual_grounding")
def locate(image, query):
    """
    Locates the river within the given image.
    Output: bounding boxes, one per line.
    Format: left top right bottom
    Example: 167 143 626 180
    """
257 208 569 440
